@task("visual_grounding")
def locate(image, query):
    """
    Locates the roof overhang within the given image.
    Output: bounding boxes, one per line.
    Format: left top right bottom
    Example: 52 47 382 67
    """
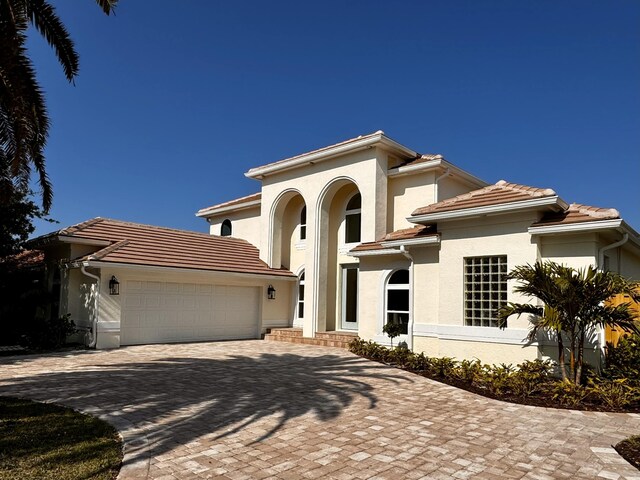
196 199 262 218
408 196 568 224
72 260 297 281
28 234 112 248
380 235 441 248
245 131 417 179
349 248 404 257
388 158 488 189
528 219 640 249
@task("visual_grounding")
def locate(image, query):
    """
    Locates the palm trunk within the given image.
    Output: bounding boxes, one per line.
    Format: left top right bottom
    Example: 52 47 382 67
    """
557 330 568 381
576 329 585 385
569 331 577 385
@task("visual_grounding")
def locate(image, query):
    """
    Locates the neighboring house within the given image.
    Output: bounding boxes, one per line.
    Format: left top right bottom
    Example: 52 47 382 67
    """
32 131 640 364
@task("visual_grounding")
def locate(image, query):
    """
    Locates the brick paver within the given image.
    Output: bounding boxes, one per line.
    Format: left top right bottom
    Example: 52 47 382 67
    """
1 341 639 479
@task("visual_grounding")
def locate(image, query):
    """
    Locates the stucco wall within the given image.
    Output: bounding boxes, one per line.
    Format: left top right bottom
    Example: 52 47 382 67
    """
387 172 436 232
208 206 262 249
539 233 598 268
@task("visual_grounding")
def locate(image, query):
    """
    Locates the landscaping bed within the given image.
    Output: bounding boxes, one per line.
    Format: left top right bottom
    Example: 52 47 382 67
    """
348 338 640 412
616 436 640 471
0 397 122 480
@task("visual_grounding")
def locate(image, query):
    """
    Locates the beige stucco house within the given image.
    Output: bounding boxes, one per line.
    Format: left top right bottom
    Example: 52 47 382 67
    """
34 131 640 364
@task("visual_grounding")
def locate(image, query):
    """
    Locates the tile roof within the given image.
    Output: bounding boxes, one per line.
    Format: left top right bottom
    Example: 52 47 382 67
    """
45 218 293 277
411 180 557 217
531 203 620 227
197 192 261 216
350 225 438 252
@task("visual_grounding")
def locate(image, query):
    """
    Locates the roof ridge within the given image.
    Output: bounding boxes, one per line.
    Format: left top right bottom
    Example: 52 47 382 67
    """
60 217 105 235
496 180 556 197
568 203 620 219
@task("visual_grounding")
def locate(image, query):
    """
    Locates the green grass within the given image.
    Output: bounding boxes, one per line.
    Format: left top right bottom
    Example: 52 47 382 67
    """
0 397 122 480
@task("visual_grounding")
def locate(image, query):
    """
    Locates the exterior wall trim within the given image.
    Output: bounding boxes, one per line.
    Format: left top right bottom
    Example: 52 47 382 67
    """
413 323 532 345
381 236 441 248
196 200 261 218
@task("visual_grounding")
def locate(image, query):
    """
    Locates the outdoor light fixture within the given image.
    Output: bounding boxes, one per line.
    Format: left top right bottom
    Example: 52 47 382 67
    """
267 284 276 300
109 276 120 295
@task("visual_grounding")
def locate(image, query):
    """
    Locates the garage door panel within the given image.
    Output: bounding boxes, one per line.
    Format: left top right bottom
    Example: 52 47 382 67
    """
121 280 260 345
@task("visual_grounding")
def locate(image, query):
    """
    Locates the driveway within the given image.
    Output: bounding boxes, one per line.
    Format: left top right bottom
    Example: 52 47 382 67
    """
0 341 639 480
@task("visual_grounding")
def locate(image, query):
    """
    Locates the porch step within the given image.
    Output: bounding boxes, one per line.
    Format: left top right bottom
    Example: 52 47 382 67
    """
264 328 357 349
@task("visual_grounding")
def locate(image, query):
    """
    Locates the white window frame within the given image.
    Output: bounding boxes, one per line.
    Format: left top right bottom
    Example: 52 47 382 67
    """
299 205 307 241
385 269 411 335
297 270 305 320
463 255 507 328
344 192 361 245
221 219 232 237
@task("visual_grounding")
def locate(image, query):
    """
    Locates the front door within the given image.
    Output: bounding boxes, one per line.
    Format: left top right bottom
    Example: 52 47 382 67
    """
341 266 358 331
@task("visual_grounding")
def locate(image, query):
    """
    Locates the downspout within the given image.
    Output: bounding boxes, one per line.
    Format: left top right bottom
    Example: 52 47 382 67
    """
596 233 629 366
434 168 450 203
80 262 100 348
399 245 414 351
598 233 628 271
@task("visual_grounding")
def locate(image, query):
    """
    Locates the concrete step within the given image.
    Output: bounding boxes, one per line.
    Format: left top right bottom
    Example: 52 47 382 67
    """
264 329 357 349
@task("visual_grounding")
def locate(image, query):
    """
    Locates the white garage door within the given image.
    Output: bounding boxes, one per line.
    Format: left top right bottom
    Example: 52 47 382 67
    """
120 280 260 346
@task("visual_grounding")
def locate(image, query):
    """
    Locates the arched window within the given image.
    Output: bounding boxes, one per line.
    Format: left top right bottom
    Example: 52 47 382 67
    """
297 271 305 319
345 193 361 243
300 206 306 240
221 219 232 237
386 269 410 334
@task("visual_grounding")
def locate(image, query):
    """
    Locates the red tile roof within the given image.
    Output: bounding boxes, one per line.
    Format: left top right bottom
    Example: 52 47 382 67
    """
43 218 293 277
197 192 261 216
531 203 620 227
411 180 557 217
350 225 438 252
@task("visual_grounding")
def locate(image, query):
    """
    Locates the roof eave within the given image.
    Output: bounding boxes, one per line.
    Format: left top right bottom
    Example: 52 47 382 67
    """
528 219 640 249
245 132 417 179
196 199 262 218
388 158 488 188
380 235 441 248
74 260 297 280
408 196 568 224
349 248 403 257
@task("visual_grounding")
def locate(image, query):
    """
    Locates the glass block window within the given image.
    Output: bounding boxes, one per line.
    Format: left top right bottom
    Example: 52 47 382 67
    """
464 256 507 327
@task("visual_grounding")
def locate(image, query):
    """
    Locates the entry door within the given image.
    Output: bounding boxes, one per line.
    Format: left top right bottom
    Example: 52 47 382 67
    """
341 266 358 331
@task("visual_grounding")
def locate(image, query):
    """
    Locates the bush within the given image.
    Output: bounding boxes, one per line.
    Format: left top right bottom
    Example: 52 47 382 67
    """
348 339 640 411
23 313 76 350
604 333 640 382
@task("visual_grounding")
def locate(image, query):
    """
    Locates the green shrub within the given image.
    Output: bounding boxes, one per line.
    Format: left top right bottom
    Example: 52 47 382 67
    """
550 381 590 408
604 333 640 382
451 359 484 384
23 313 76 350
586 378 640 410
509 359 554 397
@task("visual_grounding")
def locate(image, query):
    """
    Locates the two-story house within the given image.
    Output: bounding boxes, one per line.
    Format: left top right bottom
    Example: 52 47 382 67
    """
32 131 640 365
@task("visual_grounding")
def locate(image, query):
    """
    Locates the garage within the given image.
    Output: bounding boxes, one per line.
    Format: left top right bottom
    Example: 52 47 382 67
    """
120 280 260 345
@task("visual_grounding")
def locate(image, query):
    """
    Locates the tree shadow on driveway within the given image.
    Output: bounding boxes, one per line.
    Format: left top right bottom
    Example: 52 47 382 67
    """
0 350 409 466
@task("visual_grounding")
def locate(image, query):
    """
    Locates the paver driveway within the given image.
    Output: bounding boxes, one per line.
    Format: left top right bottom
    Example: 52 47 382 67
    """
1 341 639 480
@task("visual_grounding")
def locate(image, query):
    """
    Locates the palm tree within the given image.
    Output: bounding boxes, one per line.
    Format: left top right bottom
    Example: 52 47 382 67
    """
498 261 639 385
0 0 117 213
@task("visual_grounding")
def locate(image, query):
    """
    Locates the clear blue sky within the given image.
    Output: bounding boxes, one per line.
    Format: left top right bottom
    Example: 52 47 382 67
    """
29 0 640 236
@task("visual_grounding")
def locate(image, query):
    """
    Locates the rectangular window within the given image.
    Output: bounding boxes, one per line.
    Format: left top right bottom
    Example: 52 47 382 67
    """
463 256 507 328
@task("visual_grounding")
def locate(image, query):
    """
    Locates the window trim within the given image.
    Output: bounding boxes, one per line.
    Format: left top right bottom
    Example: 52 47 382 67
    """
463 255 508 328
385 269 411 335
221 219 232 237
344 192 361 244
299 205 307 241
297 270 305 320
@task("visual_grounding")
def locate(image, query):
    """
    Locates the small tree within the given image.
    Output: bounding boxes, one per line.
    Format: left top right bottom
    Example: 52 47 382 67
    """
382 321 404 348
498 261 639 385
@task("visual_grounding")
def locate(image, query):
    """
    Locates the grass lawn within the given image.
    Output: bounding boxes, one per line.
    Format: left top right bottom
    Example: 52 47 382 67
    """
616 435 640 471
0 397 122 480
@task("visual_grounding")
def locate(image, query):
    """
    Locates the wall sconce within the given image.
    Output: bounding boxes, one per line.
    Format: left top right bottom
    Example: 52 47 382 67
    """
267 284 276 300
109 276 120 295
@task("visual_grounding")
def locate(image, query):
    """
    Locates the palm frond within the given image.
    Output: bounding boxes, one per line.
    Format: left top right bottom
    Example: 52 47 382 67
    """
95 0 118 15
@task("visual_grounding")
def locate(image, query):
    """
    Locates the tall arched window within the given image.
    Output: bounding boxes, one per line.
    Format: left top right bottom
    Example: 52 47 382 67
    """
300 206 306 240
386 269 410 334
221 219 232 237
297 270 305 319
345 193 361 243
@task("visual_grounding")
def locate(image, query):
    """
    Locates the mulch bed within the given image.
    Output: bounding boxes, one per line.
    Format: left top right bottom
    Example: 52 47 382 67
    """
616 436 640 470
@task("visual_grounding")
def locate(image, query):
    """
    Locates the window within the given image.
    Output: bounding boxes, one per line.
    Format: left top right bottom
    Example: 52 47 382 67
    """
300 206 306 240
345 193 361 243
297 271 305 319
221 219 232 237
464 256 507 327
385 269 410 335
